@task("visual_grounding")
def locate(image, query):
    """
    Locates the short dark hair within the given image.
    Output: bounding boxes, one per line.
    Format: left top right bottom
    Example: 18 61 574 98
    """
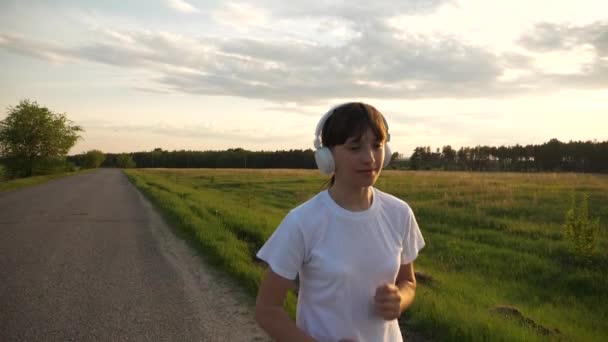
321 102 387 149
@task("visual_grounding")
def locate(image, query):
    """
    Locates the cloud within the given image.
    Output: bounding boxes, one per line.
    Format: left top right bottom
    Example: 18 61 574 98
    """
133 86 172 94
80 119 309 145
0 32 76 64
166 0 199 14
1 3 606 105
518 22 580 52
518 21 608 53
0 26 533 103
267 0 452 19
517 20 608 87
212 2 268 28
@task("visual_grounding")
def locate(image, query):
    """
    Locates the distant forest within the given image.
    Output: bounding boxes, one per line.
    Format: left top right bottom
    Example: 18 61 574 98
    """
68 139 608 173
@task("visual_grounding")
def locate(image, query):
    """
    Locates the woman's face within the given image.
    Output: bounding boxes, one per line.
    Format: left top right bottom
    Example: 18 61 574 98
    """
331 128 385 188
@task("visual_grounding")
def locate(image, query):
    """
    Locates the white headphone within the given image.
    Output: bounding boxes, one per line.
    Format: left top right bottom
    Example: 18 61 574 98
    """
313 103 392 175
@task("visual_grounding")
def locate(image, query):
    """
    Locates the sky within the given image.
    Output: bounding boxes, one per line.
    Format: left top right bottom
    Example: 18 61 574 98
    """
1 0 607 156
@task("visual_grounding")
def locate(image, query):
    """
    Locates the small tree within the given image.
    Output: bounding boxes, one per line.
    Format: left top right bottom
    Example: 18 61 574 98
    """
390 151 400 163
0 100 82 177
83 149 105 169
564 194 600 262
116 153 136 168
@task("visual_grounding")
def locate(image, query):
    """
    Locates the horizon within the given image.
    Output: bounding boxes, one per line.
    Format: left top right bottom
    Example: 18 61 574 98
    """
1 0 607 156
64 137 608 158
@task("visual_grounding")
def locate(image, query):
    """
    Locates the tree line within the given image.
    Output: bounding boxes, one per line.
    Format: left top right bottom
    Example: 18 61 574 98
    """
66 139 607 173
68 148 318 170
408 139 608 173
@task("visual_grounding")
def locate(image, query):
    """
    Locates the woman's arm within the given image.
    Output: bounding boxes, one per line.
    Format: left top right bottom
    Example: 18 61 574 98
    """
255 268 316 342
395 262 417 313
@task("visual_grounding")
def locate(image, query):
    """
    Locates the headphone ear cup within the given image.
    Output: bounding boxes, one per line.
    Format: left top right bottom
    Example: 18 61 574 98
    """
315 147 335 174
383 143 392 168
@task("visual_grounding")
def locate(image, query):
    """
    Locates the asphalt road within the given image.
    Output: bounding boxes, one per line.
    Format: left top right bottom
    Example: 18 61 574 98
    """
0 169 268 341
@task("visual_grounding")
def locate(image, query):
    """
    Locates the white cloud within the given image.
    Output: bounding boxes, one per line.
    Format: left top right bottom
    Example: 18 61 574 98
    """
531 45 597 75
102 29 135 45
0 32 76 65
166 0 200 14
387 0 608 52
212 2 269 29
3 14 606 106
497 68 532 82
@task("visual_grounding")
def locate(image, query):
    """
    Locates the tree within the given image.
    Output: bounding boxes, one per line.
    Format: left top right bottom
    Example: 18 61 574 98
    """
409 147 425 170
0 100 83 177
536 138 563 170
441 145 456 170
116 153 136 168
390 151 400 163
83 149 105 169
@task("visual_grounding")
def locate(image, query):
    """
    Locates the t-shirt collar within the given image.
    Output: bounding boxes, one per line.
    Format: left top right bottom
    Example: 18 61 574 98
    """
321 187 379 219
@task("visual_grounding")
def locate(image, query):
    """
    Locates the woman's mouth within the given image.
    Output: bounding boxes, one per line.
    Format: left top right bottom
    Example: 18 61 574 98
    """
357 169 375 175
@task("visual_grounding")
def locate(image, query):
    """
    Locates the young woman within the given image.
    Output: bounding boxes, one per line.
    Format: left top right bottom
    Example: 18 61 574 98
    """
255 102 425 342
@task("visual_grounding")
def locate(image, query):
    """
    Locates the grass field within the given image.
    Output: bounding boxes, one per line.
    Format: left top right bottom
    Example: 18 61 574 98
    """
124 168 608 341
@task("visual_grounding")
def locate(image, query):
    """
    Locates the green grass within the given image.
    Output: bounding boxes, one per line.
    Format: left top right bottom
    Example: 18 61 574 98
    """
124 168 608 341
0 167 94 192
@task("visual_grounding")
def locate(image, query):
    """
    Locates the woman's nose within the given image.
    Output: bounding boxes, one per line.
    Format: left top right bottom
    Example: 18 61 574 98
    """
361 146 375 163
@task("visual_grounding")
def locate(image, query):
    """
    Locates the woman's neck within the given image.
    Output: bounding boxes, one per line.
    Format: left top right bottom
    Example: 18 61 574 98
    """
328 183 373 212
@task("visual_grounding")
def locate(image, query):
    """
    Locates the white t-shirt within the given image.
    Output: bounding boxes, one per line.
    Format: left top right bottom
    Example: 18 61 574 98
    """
256 187 425 342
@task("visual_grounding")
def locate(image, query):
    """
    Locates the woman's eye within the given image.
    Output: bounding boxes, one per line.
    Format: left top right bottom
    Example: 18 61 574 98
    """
349 145 360 150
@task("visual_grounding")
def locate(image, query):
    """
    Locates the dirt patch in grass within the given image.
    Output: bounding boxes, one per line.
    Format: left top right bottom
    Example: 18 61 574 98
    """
490 305 561 336
415 271 438 287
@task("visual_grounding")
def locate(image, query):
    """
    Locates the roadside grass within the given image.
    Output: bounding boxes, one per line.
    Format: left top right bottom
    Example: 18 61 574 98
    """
125 168 608 341
0 168 95 192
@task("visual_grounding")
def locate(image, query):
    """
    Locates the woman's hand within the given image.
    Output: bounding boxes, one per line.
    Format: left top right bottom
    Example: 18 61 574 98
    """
373 283 402 320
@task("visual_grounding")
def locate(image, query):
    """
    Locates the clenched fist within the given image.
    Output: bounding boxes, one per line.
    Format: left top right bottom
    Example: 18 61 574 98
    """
374 283 402 320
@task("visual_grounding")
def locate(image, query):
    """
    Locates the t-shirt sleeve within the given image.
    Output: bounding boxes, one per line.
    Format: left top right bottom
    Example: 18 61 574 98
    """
256 211 306 280
401 205 425 264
